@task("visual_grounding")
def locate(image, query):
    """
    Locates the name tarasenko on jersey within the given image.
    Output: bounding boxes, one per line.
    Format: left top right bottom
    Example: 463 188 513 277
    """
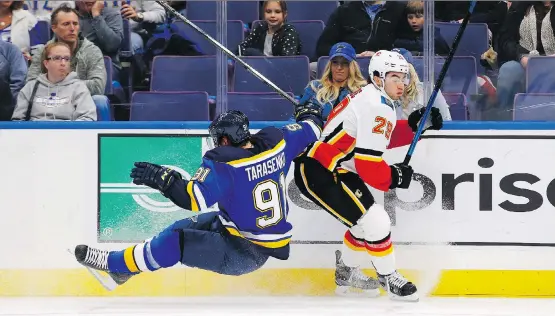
245 152 286 181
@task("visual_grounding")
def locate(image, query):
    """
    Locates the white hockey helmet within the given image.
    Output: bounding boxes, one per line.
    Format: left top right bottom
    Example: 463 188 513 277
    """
368 50 410 101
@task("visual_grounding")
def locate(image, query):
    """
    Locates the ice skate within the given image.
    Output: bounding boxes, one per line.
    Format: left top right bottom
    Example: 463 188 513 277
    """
334 250 380 297
378 270 419 302
73 245 134 291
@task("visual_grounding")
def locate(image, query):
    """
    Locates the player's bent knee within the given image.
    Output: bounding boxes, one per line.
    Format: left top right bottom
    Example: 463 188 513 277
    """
218 251 269 276
148 229 182 268
358 203 391 240
348 223 365 239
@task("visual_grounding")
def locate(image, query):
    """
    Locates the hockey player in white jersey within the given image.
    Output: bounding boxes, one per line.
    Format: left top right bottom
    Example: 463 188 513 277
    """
294 50 418 301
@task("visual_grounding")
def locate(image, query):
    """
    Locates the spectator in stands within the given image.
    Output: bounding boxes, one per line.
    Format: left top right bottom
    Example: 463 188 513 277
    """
298 42 366 118
311 1 406 78
496 1 554 115
25 4 108 119
0 40 27 120
393 0 451 55
315 1 407 59
27 4 107 97
238 1 301 56
394 48 451 122
12 42 96 121
435 1 509 46
75 1 123 81
0 1 38 60
120 1 167 54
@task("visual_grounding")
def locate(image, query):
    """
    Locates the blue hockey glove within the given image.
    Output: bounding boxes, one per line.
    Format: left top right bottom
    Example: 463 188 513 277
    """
130 162 182 194
294 101 324 129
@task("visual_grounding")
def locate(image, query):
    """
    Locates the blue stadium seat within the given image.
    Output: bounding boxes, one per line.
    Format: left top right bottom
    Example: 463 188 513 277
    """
513 93 555 121
172 20 244 56
93 95 112 121
227 92 294 121
285 1 339 22
435 22 489 74
413 56 478 99
443 93 468 121
232 56 310 96
130 91 211 121
150 56 218 95
186 1 259 26
290 20 325 62
103 56 126 102
526 56 555 93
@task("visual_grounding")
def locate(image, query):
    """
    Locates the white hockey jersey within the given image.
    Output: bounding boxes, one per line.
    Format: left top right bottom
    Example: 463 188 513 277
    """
305 84 397 192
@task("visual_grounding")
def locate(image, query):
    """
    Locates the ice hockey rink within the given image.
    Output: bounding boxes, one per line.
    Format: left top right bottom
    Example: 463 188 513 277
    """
1 297 554 316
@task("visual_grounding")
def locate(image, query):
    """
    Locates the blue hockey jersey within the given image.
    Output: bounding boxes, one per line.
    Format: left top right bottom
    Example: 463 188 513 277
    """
182 120 320 259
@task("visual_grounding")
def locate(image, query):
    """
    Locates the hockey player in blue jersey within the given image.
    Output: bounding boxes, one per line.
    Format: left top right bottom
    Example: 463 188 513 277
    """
73 105 323 290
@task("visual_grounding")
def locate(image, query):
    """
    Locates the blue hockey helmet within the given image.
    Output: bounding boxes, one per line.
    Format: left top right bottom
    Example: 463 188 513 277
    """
209 110 251 147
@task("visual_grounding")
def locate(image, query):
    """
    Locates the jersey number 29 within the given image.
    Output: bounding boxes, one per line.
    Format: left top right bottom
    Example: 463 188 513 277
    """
372 116 393 140
253 173 287 228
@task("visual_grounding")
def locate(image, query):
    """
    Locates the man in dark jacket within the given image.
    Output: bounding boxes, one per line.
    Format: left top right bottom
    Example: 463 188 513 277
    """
315 1 407 58
0 41 27 121
75 1 123 81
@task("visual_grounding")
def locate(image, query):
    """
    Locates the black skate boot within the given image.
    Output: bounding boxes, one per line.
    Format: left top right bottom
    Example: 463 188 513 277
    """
334 250 380 297
378 270 419 302
74 245 134 291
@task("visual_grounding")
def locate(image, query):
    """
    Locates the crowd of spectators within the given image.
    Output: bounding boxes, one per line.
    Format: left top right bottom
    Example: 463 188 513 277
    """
0 1 552 122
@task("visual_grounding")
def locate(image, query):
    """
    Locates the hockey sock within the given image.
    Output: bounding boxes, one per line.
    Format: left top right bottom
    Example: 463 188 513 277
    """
341 226 367 267
365 233 396 276
108 229 181 274
358 204 396 275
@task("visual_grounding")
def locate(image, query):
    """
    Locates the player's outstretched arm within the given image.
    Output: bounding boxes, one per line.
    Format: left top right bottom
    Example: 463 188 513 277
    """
130 162 197 211
294 101 324 130
280 102 324 159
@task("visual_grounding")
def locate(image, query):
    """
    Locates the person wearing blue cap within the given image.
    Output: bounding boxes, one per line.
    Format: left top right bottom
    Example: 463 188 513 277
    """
298 42 367 119
391 48 451 131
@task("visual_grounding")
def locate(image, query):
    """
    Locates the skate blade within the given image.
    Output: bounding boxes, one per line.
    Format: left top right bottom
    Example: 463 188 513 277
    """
66 248 118 291
388 292 419 302
335 285 381 298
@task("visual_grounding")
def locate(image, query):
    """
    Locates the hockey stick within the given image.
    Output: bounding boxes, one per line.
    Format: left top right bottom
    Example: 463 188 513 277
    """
155 1 299 106
403 0 477 165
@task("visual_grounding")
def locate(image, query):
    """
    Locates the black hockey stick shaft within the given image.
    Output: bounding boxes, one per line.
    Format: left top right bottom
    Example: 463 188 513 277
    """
403 0 477 165
155 1 299 106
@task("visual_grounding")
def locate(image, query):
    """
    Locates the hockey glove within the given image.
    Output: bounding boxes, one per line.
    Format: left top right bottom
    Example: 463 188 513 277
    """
294 101 324 129
389 163 414 189
130 162 182 194
407 107 443 132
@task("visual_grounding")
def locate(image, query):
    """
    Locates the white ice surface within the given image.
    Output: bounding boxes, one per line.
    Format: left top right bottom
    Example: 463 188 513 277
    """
0 297 554 316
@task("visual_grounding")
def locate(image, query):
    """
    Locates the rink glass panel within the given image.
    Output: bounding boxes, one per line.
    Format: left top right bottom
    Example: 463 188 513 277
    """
97 134 203 242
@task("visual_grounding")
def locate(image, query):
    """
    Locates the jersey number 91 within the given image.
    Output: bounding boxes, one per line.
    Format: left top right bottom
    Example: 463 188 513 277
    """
253 173 287 228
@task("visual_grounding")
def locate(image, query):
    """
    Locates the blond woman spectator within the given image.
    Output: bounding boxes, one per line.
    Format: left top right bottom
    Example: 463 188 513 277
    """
298 42 366 119
393 48 450 131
